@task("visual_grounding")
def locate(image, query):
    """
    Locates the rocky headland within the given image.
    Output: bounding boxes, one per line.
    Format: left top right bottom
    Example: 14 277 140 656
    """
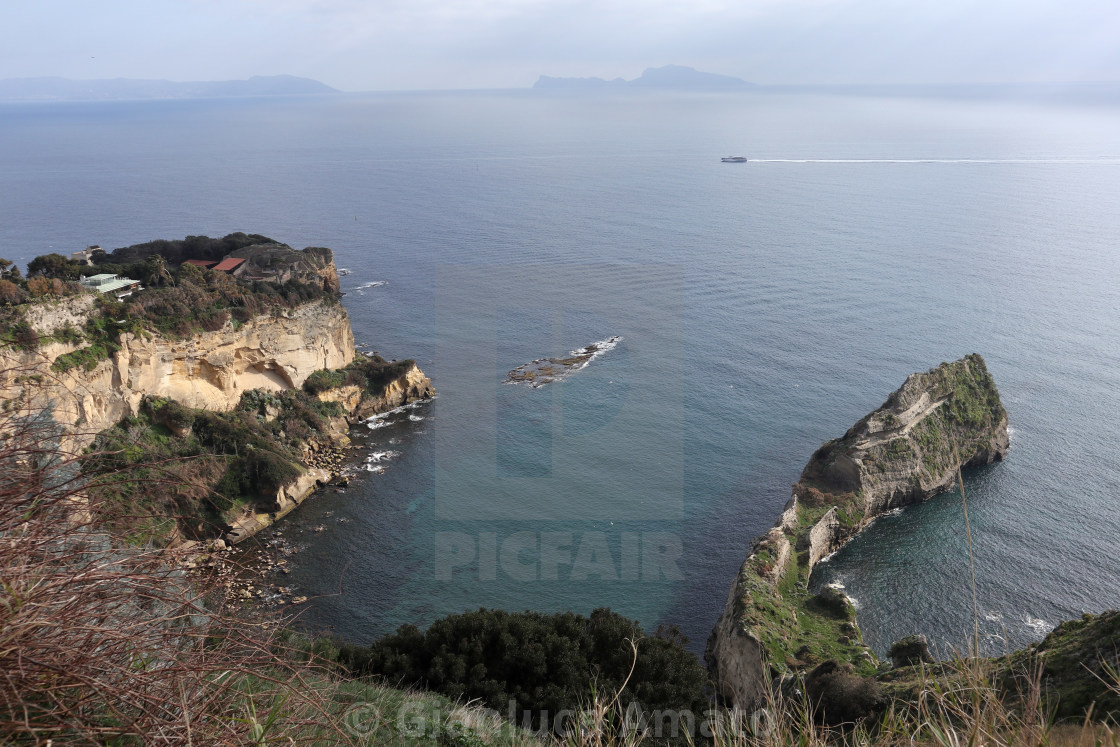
707 355 1010 710
0 236 433 547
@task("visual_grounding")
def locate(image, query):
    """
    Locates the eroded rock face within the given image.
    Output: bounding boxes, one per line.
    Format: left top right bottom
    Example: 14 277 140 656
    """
802 353 1009 516
705 581 771 711
2 299 354 451
357 364 436 416
707 355 1009 710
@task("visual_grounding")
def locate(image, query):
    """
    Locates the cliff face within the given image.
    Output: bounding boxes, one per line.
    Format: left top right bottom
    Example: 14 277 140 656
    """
226 364 436 544
800 354 1009 516
2 299 354 450
316 364 436 421
707 355 1009 710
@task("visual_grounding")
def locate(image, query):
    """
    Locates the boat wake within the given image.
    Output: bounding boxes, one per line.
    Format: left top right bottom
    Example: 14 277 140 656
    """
745 158 1120 165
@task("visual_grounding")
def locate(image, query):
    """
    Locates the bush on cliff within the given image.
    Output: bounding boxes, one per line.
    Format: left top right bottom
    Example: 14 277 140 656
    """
121 267 334 339
4 235 336 340
304 355 416 396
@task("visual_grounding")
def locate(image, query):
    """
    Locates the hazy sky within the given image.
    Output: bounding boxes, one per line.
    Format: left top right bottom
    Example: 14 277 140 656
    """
3 0 1120 91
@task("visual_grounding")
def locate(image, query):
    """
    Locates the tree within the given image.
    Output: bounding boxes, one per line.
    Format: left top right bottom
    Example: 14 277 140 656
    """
25 253 81 280
335 607 711 741
0 279 25 305
144 254 175 287
26 276 64 297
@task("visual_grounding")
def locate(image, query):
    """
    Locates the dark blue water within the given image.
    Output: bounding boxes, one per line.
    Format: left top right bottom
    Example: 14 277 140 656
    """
3 90 1120 658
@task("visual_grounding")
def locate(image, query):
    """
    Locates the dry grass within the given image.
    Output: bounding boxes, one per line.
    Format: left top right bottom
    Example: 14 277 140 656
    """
552 648 1120 747
0 397 356 745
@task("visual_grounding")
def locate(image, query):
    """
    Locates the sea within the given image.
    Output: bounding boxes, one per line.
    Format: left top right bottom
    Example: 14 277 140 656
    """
3 88 1120 660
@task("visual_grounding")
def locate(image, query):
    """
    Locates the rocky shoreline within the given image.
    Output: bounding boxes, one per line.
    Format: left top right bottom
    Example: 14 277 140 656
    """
222 364 435 546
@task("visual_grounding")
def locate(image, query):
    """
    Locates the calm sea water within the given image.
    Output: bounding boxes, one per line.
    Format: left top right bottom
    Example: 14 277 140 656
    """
3 90 1120 659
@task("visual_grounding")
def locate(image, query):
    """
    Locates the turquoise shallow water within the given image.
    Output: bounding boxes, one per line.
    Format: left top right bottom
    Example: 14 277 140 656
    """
2 90 1120 656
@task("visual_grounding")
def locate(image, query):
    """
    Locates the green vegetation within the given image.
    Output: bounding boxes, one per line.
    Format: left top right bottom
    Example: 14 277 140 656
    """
84 389 344 545
304 354 416 396
998 611 1120 721
334 608 709 743
1 234 338 344
96 232 276 266
733 542 877 681
125 263 335 339
50 339 120 372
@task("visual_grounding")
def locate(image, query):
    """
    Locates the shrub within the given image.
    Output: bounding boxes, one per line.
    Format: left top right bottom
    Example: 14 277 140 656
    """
51 341 120 373
335 607 710 741
303 368 347 394
9 321 40 351
305 356 415 397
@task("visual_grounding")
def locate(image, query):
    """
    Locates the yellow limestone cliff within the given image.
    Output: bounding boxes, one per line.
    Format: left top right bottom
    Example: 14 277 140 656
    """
2 296 355 451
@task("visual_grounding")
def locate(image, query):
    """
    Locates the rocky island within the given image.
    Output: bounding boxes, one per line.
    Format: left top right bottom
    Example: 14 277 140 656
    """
505 335 622 386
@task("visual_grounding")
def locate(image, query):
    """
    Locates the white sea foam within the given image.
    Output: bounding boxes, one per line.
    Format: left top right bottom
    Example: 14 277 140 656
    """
366 404 408 422
568 335 623 371
367 450 400 463
1024 615 1053 634
353 280 388 295
338 268 351 276
409 414 424 421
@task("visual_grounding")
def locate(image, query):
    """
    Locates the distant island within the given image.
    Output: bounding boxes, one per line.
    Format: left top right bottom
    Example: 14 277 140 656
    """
0 75 338 102
534 64 755 91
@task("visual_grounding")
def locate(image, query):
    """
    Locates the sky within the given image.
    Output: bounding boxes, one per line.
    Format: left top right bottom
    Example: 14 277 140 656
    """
3 0 1120 91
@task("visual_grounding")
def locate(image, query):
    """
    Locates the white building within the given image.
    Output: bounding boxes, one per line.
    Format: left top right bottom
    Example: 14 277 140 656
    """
79 273 142 300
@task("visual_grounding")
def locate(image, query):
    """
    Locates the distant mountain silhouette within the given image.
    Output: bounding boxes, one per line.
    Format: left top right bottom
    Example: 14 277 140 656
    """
0 75 338 102
534 65 754 90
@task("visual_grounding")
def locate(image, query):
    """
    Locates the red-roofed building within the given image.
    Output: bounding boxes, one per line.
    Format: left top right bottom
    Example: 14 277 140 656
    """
183 259 217 269
212 257 247 273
